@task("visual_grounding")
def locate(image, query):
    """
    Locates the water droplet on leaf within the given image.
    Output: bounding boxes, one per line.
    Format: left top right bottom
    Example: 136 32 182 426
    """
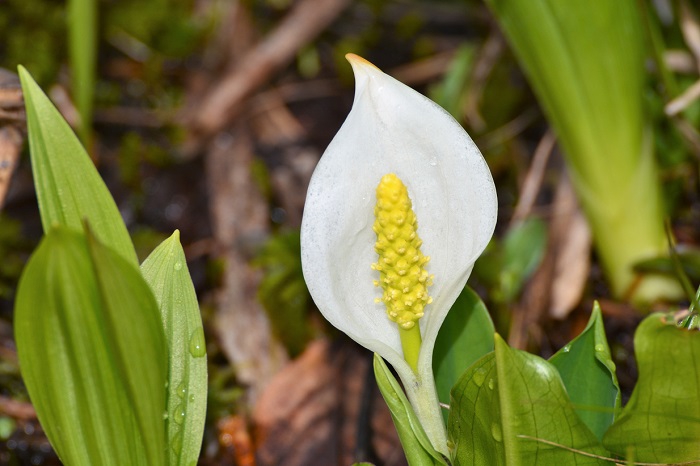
189 327 206 358
171 434 183 455
491 423 502 442
176 382 187 398
473 367 487 387
172 404 186 425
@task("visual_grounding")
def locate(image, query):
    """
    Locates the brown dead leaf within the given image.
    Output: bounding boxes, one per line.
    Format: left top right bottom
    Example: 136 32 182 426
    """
253 340 406 466
0 126 22 209
548 175 592 319
219 415 256 466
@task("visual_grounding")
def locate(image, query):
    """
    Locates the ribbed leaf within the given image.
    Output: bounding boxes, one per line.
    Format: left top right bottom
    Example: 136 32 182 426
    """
485 0 671 299
448 335 608 465
15 227 167 466
141 231 207 465
18 66 137 265
549 302 620 439
603 313 700 462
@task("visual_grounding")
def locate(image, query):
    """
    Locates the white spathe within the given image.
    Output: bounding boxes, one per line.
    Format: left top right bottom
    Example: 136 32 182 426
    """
300 54 497 455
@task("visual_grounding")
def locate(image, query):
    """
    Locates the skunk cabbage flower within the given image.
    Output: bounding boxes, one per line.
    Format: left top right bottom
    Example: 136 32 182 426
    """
300 54 497 455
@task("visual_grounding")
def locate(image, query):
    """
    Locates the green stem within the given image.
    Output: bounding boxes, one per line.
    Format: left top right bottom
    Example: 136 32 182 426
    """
402 371 449 459
400 324 422 373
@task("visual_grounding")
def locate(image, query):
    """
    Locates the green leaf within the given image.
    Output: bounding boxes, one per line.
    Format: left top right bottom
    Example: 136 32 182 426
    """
67 0 96 144
603 313 700 462
18 66 137 266
634 249 700 287
448 335 608 465
549 302 620 439
373 355 447 466
499 218 547 302
433 286 494 423
15 226 167 466
428 44 476 120
141 230 207 465
485 0 672 300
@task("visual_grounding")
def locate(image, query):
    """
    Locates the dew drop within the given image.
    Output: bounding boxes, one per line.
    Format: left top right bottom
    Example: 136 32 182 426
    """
594 344 605 352
189 327 206 358
162 411 169 420
176 382 187 399
174 261 183 271
172 404 186 425
491 423 502 442
429 158 438 167
488 378 495 390
171 434 183 455
562 345 571 353
472 368 487 387
189 394 195 403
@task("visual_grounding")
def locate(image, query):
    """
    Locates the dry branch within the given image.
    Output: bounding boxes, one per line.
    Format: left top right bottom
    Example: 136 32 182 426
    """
187 0 352 138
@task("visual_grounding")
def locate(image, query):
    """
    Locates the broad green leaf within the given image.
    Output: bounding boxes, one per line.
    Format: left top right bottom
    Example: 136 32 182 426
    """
433 286 494 423
549 302 620 439
18 66 137 265
67 0 96 144
141 230 207 465
499 218 547 302
485 0 673 301
374 355 447 466
15 227 167 466
448 335 608 465
603 313 700 462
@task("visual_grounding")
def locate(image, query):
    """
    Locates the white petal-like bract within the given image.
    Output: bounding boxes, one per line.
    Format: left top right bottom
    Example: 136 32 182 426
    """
300 54 497 453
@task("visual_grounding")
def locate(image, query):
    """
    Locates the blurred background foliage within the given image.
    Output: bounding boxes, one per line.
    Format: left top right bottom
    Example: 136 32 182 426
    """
1 0 700 464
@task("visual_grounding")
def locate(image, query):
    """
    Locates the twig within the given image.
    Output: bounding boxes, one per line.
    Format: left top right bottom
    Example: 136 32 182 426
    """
680 0 700 74
665 79 700 116
510 130 556 227
0 395 36 420
187 0 352 138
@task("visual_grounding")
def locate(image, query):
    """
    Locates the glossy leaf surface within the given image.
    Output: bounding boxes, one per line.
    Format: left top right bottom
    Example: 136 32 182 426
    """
141 230 207 465
549 303 619 439
448 335 607 465
603 313 700 462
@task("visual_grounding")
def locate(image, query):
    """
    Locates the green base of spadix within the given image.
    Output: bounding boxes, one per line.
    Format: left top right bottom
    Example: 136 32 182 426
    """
400 325 422 373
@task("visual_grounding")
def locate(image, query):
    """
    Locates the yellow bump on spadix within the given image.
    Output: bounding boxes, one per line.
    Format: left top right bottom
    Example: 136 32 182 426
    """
372 173 433 330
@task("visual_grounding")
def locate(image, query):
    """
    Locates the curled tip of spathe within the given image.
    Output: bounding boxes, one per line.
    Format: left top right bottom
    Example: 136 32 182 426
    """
345 53 380 71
